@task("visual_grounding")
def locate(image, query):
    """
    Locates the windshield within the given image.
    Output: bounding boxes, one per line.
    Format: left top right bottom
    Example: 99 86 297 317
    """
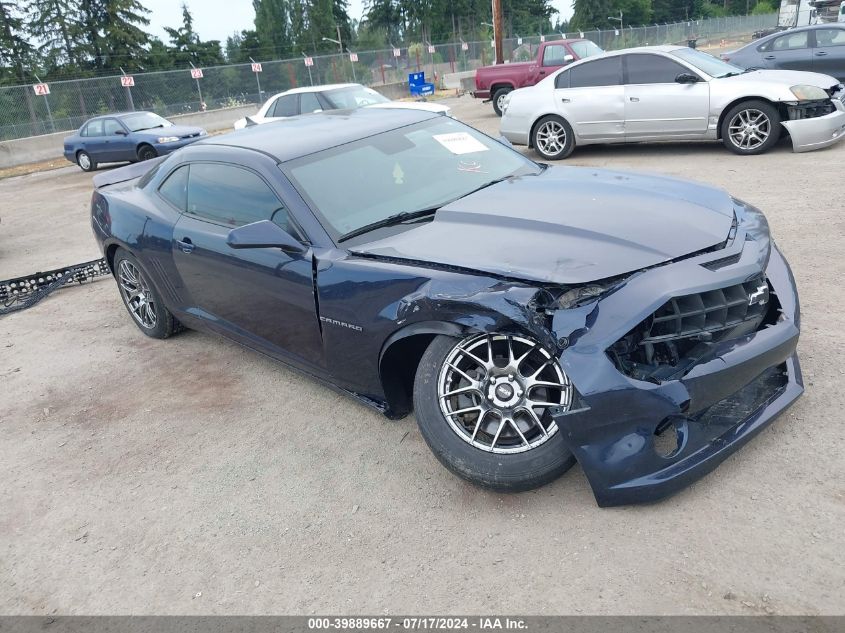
323 85 391 109
121 112 173 132
670 47 745 78
284 117 541 243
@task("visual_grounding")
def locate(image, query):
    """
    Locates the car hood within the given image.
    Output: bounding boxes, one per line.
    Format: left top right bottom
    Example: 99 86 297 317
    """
350 166 735 285
134 124 205 138
717 68 840 89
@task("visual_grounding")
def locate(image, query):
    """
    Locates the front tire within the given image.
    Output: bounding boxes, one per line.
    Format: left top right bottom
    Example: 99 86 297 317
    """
413 333 577 492
137 144 158 161
531 115 575 160
76 150 96 172
492 87 512 117
113 249 181 339
721 100 781 155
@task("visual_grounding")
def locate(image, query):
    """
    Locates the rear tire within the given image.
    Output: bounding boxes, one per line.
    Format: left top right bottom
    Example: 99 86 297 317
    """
76 150 96 172
137 144 158 161
492 87 512 117
721 100 781 155
412 334 576 492
113 249 181 339
531 115 575 160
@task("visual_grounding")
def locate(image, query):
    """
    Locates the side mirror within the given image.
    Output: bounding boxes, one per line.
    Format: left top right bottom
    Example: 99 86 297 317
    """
226 220 307 253
115 129 127 135
675 72 699 84
563 54 574 62
312 108 323 113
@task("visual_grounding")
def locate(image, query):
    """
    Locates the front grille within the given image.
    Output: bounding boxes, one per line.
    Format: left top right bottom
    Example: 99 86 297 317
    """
643 276 769 344
787 99 836 120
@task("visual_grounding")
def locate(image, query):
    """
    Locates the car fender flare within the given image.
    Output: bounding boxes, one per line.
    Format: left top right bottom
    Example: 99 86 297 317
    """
715 96 784 139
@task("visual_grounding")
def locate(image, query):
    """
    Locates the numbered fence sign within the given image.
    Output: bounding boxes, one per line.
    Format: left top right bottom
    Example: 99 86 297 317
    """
190 68 203 79
517 37 522 45
393 48 401 57
540 35 545 42
614 29 620 36
304 57 314 67
579 31 584 38
461 42 468 51
427 45 435 54
349 52 358 62
251 63 262 73
120 76 135 87
33 83 50 96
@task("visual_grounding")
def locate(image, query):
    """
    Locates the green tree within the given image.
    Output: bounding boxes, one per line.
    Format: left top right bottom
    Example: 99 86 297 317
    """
75 0 150 71
28 0 85 72
164 3 224 67
0 0 36 83
253 0 290 57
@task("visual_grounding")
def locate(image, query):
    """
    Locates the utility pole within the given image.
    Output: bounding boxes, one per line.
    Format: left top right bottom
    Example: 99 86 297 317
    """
491 0 504 64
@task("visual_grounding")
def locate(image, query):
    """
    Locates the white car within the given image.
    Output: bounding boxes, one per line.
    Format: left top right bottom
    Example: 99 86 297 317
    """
234 83 451 129
500 45 845 159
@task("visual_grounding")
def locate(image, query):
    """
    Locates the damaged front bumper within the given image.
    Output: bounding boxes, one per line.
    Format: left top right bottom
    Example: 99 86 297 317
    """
549 240 802 507
783 96 845 152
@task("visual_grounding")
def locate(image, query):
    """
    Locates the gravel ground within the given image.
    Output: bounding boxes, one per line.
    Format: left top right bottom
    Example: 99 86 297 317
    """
1 96 843 615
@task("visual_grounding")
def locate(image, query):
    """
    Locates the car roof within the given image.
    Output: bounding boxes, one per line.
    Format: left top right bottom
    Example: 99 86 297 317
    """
600 45 686 56
199 107 440 163
85 111 155 122
264 83 361 102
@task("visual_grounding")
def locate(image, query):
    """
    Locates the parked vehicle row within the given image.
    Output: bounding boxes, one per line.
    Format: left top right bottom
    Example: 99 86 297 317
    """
63 111 207 172
472 39 604 115
722 23 845 81
498 45 845 159
233 83 451 130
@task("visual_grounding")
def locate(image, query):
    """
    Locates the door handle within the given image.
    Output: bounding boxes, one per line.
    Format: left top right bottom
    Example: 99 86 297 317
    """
763 55 775 60
815 51 828 56
561 98 571 103
177 237 194 253
629 97 640 102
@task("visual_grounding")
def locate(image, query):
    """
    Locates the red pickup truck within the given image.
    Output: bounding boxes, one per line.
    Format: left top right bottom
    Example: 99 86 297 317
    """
473 39 603 115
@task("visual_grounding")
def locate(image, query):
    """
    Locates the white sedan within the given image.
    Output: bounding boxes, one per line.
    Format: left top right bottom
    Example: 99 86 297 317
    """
500 45 845 159
234 83 451 129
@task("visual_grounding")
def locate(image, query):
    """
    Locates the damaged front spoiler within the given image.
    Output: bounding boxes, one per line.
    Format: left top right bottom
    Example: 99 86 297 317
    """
549 244 802 507
783 98 845 152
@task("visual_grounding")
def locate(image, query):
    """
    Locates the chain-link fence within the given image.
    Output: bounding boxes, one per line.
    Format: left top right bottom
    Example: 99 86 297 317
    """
0 12 776 142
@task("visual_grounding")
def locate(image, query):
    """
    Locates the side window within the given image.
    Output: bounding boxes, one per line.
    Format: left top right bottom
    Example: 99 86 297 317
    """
103 119 124 135
271 94 298 117
84 120 104 137
570 40 603 59
186 163 296 232
771 31 809 50
569 57 622 88
626 54 691 84
554 70 570 89
158 165 189 210
542 44 568 67
299 91 322 114
815 28 845 47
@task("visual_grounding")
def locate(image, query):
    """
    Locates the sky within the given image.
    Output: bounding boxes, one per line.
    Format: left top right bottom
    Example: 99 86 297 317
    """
143 0 575 47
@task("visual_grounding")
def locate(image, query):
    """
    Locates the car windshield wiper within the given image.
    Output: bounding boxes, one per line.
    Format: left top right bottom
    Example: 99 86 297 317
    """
336 176 517 243
337 208 439 243
133 124 165 131
717 71 744 78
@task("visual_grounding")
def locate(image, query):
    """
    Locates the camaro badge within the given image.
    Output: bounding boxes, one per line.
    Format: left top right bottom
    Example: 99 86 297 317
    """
748 284 769 306
319 316 363 332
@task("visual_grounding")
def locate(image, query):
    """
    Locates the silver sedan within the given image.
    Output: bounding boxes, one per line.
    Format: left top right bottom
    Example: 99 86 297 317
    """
499 45 845 159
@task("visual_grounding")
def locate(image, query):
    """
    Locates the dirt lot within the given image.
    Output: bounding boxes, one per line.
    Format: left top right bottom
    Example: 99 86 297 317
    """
1 96 843 616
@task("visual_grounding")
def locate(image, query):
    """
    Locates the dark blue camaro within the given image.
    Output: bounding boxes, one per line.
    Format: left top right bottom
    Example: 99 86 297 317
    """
64 111 206 172
90 109 802 506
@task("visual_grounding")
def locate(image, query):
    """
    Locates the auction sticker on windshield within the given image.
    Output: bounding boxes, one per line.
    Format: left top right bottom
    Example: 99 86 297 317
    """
433 132 490 155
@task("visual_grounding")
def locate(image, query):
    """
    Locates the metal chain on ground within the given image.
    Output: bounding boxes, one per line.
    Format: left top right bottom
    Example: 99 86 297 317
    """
0 258 110 316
